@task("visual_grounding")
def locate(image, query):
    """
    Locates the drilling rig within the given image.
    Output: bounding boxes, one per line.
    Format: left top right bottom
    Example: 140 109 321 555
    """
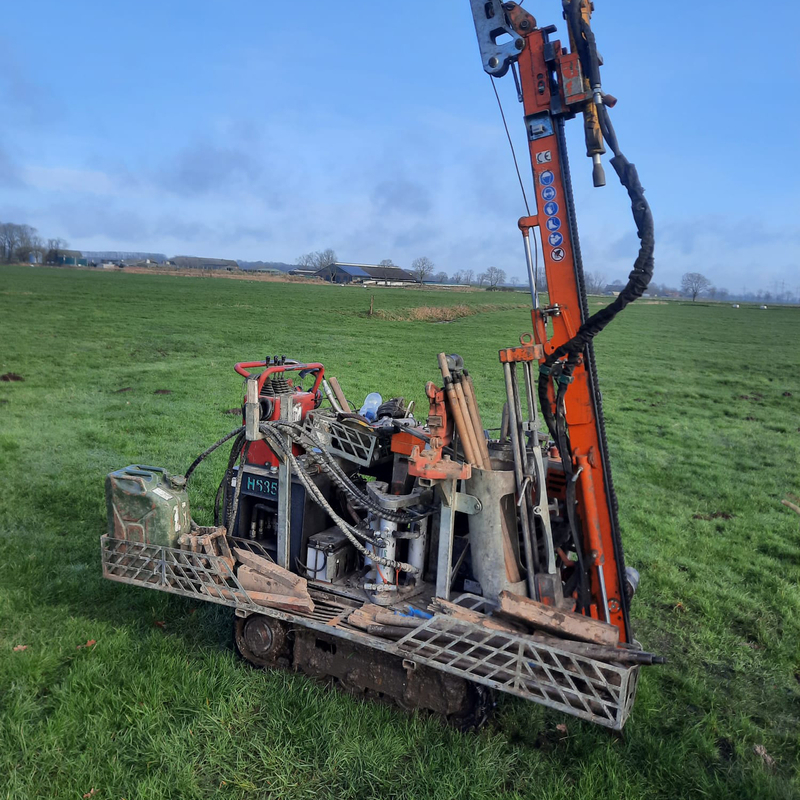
102 0 657 730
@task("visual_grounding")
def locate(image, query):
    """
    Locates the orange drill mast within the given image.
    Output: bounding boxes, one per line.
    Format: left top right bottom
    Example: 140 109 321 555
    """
471 1 655 642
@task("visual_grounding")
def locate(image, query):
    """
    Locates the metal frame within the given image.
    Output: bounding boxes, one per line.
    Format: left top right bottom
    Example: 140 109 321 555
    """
101 535 638 729
304 410 390 467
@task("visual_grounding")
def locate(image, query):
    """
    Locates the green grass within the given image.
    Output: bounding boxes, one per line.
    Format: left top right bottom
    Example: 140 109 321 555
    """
1 265 799 799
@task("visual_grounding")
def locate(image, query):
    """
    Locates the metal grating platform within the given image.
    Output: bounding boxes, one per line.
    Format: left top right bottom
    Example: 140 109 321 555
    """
101 536 638 728
394 611 638 729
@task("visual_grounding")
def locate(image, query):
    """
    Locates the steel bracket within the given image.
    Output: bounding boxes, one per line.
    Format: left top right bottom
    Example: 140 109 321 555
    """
454 491 482 516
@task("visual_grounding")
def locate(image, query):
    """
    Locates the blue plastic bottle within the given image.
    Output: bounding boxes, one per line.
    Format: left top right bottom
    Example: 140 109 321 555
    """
359 392 383 421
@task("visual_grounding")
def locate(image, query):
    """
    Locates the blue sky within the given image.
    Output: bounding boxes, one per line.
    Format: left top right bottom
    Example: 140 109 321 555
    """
1 0 797 292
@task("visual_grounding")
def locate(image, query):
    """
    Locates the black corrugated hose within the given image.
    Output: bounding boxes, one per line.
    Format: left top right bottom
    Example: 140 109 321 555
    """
185 425 245 482
535 4 655 608
539 6 655 439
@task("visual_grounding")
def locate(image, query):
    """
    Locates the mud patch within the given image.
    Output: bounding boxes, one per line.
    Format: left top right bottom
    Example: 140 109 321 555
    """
717 737 735 763
153 389 173 395
114 387 133 393
693 511 735 521
371 303 527 322
222 408 242 416
0 373 24 382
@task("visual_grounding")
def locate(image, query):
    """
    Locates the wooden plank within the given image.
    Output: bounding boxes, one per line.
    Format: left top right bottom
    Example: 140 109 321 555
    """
237 565 308 598
346 607 376 631
430 598 526 634
328 377 351 413
248 590 315 615
373 612 422 628
233 548 306 592
497 590 620 646
210 586 315 614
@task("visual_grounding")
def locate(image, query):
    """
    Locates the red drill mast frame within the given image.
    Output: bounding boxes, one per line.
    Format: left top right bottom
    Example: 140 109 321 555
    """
473 1 634 641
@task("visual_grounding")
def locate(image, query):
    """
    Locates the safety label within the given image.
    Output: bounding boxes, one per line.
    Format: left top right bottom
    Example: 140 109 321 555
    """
540 170 555 186
541 186 556 202
536 151 552 164
543 201 559 217
548 231 564 247
545 217 561 232
551 248 566 262
153 487 172 501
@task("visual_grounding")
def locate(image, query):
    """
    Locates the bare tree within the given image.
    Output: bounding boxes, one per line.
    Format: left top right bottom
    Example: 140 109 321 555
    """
451 270 463 285
296 248 338 280
681 272 711 301
584 270 607 295
6 224 42 263
411 256 435 284
485 266 506 288
434 270 449 284
295 252 316 267
0 223 23 263
509 276 520 287
462 269 474 285
378 259 395 267
477 272 487 286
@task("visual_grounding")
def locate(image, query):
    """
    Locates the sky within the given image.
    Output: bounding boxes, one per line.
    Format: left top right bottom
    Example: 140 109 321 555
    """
0 0 798 292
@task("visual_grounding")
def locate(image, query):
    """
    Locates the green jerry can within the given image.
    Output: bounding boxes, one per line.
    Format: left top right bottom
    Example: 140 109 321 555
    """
105 465 190 547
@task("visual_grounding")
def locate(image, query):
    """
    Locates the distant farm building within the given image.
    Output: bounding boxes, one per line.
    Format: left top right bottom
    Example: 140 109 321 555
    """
315 263 416 285
52 250 88 267
170 256 239 271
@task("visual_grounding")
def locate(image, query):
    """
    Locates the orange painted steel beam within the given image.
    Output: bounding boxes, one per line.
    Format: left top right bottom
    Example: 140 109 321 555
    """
514 33 629 641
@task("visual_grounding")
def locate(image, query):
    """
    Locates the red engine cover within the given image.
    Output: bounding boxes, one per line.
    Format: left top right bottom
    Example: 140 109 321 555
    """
246 392 318 468
233 360 325 469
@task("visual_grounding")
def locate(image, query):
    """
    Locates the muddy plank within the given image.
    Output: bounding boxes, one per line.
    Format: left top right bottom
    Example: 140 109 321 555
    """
430 598 526 634
498 590 619 646
233 547 306 592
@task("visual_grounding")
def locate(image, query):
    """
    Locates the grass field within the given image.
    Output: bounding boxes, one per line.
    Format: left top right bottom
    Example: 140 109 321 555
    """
1 264 799 800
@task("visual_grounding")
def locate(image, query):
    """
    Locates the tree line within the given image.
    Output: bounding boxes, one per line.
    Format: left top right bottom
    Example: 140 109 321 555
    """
0 221 69 264
295 249 519 288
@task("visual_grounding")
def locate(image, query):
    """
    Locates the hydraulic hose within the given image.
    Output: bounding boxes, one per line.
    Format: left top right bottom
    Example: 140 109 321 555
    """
185 425 245 482
259 422 418 574
214 431 246 526
273 419 428 523
539 9 655 435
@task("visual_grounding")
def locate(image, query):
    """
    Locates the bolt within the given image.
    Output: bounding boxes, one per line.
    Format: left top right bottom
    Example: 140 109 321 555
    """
488 56 499 69
515 38 524 50
520 19 530 29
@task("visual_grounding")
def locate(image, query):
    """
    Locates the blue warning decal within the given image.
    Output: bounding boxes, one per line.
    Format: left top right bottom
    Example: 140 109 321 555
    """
541 186 556 202
548 231 563 247
545 217 561 232
543 201 559 217
540 170 555 186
